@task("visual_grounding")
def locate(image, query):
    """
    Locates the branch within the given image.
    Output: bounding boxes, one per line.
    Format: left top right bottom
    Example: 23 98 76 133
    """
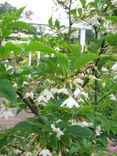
17 90 39 115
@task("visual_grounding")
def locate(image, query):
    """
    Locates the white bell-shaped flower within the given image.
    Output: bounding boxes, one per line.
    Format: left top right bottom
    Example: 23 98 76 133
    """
39 149 52 156
51 124 64 138
111 0 117 6
61 96 80 108
112 62 117 72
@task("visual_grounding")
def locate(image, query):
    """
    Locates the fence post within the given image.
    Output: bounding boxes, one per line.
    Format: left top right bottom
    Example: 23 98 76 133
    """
80 29 86 49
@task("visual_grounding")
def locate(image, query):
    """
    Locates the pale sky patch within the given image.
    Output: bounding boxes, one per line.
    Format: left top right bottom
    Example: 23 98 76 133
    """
0 0 93 24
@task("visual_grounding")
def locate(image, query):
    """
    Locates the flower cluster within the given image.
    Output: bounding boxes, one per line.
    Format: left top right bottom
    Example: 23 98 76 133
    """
51 123 64 138
111 0 117 6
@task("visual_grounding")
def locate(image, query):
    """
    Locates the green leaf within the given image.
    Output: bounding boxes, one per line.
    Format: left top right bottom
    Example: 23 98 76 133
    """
69 43 81 58
49 134 58 150
56 52 69 76
55 19 60 29
9 21 32 32
66 125 93 137
104 33 117 46
74 53 97 70
26 41 56 54
0 63 6 78
0 134 10 150
107 16 117 24
87 41 101 53
2 29 12 39
14 121 41 133
4 42 21 54
0 62 6 73
0 79 17 104
48 17 53 28
16 7 25 18
80 0 86 7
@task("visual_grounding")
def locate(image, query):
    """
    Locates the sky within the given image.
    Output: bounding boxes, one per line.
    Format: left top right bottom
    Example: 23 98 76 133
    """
0 0 93 25
0 0 54 24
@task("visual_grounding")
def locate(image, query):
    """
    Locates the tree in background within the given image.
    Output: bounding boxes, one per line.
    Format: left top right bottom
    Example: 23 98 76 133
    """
0 1 16 14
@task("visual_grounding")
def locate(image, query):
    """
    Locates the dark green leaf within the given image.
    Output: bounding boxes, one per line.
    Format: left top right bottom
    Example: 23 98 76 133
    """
66 125 93 137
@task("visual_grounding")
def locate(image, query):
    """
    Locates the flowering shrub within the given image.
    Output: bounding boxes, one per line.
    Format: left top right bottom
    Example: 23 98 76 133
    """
0 0 117 155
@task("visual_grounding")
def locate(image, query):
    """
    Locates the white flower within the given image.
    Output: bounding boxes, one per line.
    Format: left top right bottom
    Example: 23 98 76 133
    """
55 47 60 51
95 125 102 136
81 91 89 100
35 95 48 105
61 97 80 108
44 54 50 58
114 74 117 79
51 124 64 138
25 152 33 156
73 88 81 97
14 149 22 154
109 94 117 101
28 74 31 79
101 67 108 72
112 62 117 72
105 20 117 34
22 81 29 86
43 89 54 100
25 92 34 99
76 78 84 85
78 98 84 103
13 83 18 88
39 149 52 156
51 53 55 57
35 89 54 105
51 87 69 95
102 82 106 88
72 120 93 127
111 0 117 6
91 76 101 81
0 109 15 120
89 15 100 26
